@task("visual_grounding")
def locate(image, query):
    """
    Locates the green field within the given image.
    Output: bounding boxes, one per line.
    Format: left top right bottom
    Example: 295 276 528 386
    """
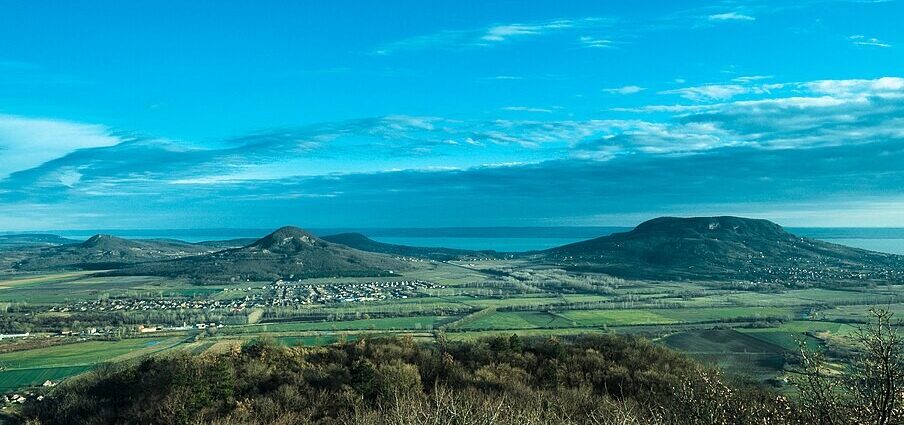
662 329 787 379
0 337 187 392
0 260 899 392
228 316 452 333
656 306 800 322
0 366 93 392
0 274 202 304
446 327 608 341
448 306 800 332
560 309 676 326
0 272 97 290
0 337 184 369
454 311 575 330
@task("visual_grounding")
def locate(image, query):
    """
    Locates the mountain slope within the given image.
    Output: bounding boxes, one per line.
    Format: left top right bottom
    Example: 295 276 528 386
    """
11 235 222 271
0 234 78 248
543 216 904 283
322 232 500 260
117 226 407 282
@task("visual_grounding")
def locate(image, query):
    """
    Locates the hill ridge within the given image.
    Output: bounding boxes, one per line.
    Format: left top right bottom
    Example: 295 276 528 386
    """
115 226 408 282
544 216 903 283
322 232 500 261
247 226 323 252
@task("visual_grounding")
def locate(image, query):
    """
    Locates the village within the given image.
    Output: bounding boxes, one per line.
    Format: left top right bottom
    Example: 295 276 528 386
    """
47 279 444 313
746 260 904 285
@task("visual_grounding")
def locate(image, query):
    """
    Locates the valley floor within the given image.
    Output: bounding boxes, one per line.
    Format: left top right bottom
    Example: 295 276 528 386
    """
0 259 900 396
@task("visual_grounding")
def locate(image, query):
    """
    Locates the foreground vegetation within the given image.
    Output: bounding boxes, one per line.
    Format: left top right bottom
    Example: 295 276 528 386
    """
15 308 904 425
14 334 780 424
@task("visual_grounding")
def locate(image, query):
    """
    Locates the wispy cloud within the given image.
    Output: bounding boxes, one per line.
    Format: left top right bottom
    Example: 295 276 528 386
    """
708 12 756 21
579 36 614 49
2 77 904 227
9 138 900 228
850 35 892 47
732 75 773 83
804 76 904 96
603 85 645 95
480 20 574 42
373 18 609 54
617 77 904 155
501 106 554 113
0 115 121 178
659 82 784 101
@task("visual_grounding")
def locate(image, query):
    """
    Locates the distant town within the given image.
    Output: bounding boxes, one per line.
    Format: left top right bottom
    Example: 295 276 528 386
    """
47 279 444 314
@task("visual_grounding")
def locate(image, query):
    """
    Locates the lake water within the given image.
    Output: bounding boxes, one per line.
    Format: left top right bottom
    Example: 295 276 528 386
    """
14 227 904 255
819 239 904 255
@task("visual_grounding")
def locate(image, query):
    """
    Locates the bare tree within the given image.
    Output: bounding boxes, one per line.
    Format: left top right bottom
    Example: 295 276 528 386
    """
792 307 904 425
793 341 847 425
848 308 904 425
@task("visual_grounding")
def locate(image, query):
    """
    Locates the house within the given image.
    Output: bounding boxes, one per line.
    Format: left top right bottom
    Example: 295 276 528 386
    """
0 332 29 340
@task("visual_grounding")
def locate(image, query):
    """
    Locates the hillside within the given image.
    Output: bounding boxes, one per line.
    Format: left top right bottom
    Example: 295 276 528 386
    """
116 226 407 282
0 234 78 248
543 216 904 283
9 235 225 271
322 232 500 260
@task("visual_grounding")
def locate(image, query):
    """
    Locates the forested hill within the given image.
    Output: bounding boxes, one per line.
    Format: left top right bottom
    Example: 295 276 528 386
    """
115 226 408 282
322 232 501 260
0 234 77 248
9 234 225 271
543 216 904 283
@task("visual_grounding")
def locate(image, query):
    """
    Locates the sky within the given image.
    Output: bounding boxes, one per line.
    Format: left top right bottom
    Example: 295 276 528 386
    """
0 0 902 230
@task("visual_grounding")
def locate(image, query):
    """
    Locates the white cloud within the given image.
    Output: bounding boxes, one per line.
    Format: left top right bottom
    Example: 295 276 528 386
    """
850 35 892 48
660 84 748 101
732 75 773 83
650 77 903 107
708 12 756 21
502 106 554 113
603 85 645 95
0 114 121 178
579 36 614 48
373 18 607 54
481 20 574 42
5 77 904 216
660 82 785 101
805 77 904 97
610 76 904 154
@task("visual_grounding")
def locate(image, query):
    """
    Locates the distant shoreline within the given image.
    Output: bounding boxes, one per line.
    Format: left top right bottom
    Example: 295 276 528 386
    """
2 227 904 255
4 226 904 239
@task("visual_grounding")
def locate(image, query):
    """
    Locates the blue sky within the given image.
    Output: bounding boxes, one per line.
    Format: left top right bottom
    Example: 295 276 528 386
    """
0 0 902 230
